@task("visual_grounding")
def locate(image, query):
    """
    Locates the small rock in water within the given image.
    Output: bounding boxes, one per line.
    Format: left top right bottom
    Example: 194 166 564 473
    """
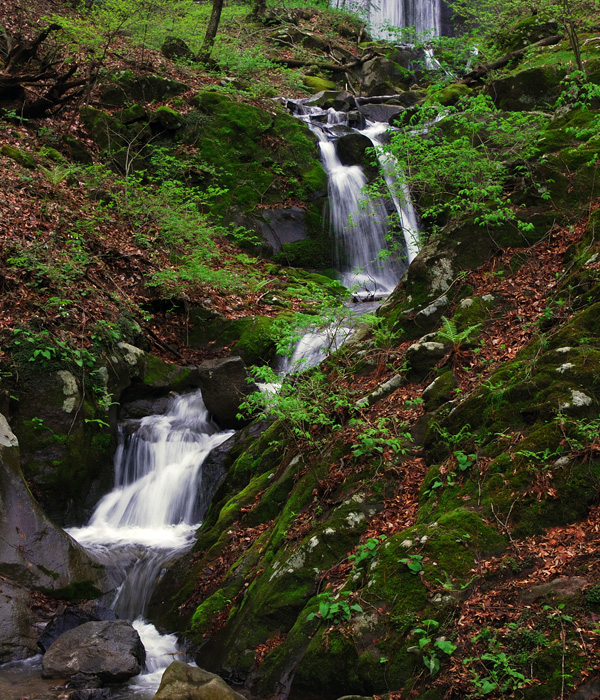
68 690 110 700
69 672 104 688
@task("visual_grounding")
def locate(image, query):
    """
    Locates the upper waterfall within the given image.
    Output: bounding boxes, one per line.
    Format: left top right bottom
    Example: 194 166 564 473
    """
333 0 447 38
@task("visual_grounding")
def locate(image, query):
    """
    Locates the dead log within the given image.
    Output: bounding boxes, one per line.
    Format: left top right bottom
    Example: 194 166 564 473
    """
4 23 61 72
0 24 94 118
272 51 376 74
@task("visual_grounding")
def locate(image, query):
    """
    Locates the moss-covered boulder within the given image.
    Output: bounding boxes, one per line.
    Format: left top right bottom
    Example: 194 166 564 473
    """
100 70 189 107
1 144 36 169
487 65 566 112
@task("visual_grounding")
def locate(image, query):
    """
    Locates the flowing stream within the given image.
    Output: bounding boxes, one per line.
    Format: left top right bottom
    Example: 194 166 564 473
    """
68 391 234 696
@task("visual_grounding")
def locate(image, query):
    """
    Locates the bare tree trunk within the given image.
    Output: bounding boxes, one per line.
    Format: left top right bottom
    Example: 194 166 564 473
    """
199 0 224 64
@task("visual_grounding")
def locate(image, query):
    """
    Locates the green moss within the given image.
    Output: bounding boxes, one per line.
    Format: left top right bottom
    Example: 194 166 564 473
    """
153 105 184 130
431 83 471 107
275 237 334 269
303 75 337 93
191 590 231 637
233 316 277 365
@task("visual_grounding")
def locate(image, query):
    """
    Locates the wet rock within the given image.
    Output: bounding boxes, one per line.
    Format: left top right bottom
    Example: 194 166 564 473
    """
38 603 118 653
358 103 403 123
119 396 171 419
336 133 379 181
68 689 110 700
0 578 40 662
258 207 312 253
69 672 104 688
42 620 146 683
197 357 258 429
153 660 247 700
0 413 108 662
405 341 447 381
346 110 366 129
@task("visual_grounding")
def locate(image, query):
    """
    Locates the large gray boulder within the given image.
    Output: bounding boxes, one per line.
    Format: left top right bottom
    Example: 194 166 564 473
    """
153 661 246 700
197 357 258 429
42 620 146 682
0 413 109 662
357 56 409 96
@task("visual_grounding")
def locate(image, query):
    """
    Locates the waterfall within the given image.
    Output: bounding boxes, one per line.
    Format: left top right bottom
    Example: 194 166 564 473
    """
333 0 443 38
68 390 234 696
290 101 419 297
360 122 421 264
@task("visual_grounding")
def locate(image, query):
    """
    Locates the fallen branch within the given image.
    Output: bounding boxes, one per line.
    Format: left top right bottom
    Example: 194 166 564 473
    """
460 34 562 85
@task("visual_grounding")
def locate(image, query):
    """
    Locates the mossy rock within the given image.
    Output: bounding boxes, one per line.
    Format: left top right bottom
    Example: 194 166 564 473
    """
274 235 334 270
422 370 457 412
431 83 471 107
1 144 36 169
152 105 184 130
232 316 278 365
183 90 325 219
115 103 147 125
303 75 337 93
487 65 566 111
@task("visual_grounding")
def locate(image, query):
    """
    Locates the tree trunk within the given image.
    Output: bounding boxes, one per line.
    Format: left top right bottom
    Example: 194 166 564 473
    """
198 0 224 64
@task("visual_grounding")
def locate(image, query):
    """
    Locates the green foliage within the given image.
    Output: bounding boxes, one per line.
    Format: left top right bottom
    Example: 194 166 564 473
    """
374 94 548 236
11 328 95 369
437 316 482 350
586 584 600 606
466 651 526 696
399 554 424 574
410 619 457 675
306 591 363 625
348 535 387 569
351 417 412 458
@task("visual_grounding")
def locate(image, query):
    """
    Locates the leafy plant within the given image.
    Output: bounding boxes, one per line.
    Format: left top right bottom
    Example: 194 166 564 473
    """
437 316 482 351
409 619 457 675
399 554 424 574
307 591 363 625
348 535 387 569
454 450 476 471
466 651 526 696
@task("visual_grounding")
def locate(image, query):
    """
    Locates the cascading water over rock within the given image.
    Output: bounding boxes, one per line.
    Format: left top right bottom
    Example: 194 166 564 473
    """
288 99 420 298
68 391 234 696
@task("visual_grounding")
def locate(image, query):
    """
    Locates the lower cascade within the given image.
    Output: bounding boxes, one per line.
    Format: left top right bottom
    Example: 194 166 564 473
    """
68 391 234 695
